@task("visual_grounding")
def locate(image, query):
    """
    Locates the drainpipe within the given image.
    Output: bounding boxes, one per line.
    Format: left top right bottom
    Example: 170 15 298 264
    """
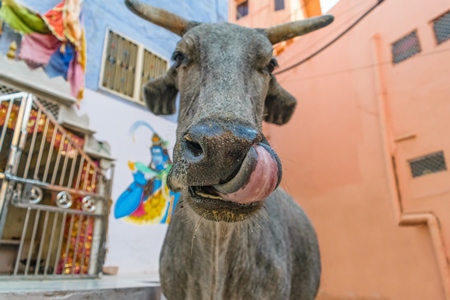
399 213 450 299
372 34 450 299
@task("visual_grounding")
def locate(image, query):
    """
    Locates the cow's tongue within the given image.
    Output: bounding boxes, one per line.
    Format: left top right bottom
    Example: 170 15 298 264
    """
213 145 279 204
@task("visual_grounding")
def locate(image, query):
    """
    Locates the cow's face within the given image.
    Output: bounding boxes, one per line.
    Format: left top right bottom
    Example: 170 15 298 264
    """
125 0 333 222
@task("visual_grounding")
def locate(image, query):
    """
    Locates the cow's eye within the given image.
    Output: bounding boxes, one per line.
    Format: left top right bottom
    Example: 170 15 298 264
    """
172 51 186 67
266 59 278 73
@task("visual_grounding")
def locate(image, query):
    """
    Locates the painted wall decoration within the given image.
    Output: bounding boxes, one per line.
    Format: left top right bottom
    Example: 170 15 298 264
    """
114 121 180 225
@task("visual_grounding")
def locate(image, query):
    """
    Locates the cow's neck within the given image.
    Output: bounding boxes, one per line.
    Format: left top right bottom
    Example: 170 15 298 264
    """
185 201 263 258
211 222 221 297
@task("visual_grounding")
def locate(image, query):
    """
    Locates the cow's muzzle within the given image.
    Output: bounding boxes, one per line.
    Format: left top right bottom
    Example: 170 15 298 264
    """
213 143 281 203
170 119 282 209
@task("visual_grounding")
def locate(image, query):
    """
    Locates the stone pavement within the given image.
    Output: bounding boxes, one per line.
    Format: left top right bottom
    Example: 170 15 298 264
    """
0 275 164 300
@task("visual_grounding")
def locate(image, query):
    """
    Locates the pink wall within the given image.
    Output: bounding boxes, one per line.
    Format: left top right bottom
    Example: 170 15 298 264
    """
232 0 450 299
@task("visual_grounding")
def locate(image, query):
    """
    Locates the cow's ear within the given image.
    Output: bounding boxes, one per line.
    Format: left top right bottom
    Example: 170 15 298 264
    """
263 76 297 125
143 65 178 115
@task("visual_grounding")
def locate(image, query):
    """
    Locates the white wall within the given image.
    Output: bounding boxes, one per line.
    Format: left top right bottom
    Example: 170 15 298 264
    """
79 89 178 276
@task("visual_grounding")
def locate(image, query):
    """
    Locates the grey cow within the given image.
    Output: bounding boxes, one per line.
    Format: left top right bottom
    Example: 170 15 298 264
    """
124 1 333 299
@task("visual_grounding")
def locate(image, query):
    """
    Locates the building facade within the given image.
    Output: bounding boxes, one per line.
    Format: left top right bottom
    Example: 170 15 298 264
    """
0 0 227 278
230 0 322 56
233 0 450 299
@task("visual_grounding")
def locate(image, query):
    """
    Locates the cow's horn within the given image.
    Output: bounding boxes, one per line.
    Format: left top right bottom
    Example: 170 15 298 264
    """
265 15 334 44
124 0 193 36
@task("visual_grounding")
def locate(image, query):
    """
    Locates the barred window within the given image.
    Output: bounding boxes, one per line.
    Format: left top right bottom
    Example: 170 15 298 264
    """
433 10 450 45
140 49 168 102
392 31 421 64
102 31 138 98
275 0 285 11
236 1 249 20
101 30 168 104
409 152 447 178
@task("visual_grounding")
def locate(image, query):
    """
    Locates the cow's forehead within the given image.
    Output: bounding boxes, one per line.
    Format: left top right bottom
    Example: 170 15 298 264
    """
181 23 273 54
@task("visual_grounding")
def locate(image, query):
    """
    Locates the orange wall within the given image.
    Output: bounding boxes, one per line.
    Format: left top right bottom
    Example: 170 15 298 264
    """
230 0 308 28
232 0 450 299
229 0 322 56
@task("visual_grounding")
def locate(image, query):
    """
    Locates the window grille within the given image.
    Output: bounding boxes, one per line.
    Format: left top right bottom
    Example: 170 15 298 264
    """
101 30 168 104
433 10 450 45
392 31 421 64
0 85 19 96
275 0 285 11
409 151 447 178
37 98 59 120
140 49 168 103
0 85 59 120
237 1 249 19
101 30 138 98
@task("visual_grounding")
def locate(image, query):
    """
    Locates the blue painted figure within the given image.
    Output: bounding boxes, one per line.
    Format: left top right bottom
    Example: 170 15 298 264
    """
114 132 180 224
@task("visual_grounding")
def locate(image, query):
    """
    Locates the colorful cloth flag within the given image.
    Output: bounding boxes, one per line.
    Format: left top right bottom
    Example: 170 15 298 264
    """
68 50 85 100
45 42 75 79
19 32 61 68
42 1 65 41
0 0 50 34
0 0 86 101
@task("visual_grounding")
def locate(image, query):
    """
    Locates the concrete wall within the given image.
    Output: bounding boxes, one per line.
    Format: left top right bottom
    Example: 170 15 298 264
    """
260 0 450 298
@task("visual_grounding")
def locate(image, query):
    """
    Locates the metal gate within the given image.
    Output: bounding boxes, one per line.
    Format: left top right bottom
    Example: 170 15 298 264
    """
0 92 111 279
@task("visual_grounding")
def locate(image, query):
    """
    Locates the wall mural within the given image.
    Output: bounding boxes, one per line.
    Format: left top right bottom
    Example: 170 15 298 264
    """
114 121 180 225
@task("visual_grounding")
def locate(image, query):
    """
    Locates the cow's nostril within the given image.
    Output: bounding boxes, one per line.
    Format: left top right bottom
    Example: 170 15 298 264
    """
186 140 203 156
185 135 203 157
